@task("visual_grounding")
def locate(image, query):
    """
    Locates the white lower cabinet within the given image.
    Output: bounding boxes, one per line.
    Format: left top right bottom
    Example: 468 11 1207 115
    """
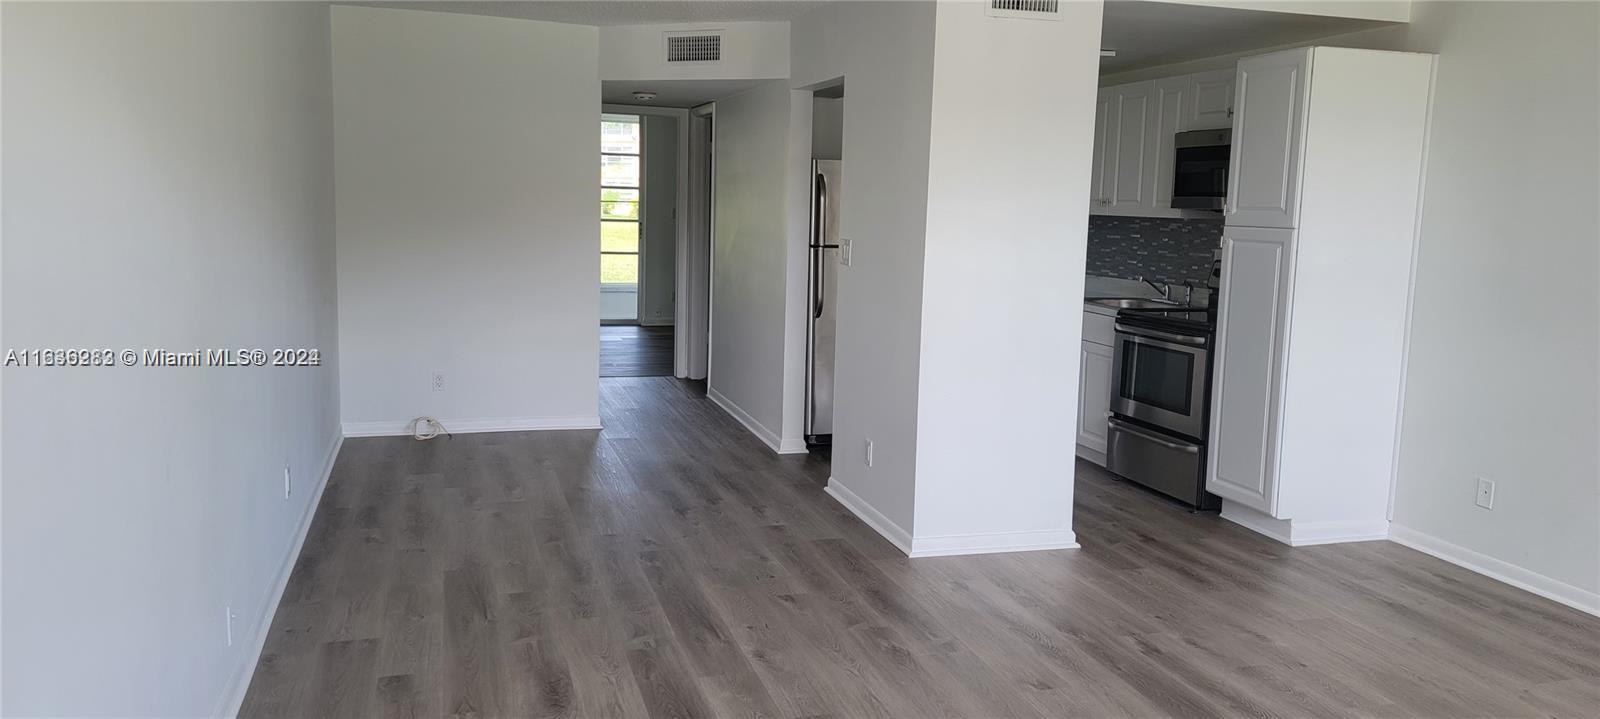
1076 339 1115 462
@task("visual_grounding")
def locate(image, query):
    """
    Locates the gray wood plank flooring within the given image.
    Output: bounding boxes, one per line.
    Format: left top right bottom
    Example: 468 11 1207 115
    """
240 377 1600 718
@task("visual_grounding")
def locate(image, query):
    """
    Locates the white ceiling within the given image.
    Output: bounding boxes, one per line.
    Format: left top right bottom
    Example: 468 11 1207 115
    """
344 1 827 26
345 1 1397 82
602 78 772 107
1100 0 1393 75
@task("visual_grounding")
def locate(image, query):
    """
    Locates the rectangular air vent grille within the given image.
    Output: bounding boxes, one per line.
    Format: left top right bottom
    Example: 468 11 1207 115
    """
987 0 1063 19
665 32 723 63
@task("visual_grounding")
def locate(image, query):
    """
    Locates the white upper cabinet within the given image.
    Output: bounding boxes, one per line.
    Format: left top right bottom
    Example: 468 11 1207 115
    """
1148 77 1189 213
1186 69 1236 130
1089 88 1114 210
1225 48 1310 228
1088 69 1225 218
1108 81 1153 213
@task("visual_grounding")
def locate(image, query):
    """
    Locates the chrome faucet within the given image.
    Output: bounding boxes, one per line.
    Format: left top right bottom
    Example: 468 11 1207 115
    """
1139 276 1171 300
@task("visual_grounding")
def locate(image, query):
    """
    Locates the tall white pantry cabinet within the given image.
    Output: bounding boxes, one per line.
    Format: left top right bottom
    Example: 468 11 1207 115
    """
1207 47 1436 545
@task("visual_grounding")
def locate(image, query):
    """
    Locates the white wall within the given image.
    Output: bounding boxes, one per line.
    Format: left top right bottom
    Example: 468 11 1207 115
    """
707 80 810 452
600 21 789 82
1383 1 1599 606
641 114 678 325
910 0 1103 550
1 3 341 715
333 6 601 436
812 97 844 161
792 1 940 538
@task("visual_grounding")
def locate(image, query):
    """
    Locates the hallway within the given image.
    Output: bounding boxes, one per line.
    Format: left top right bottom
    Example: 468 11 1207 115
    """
599 325 674 377
240 377 1600 718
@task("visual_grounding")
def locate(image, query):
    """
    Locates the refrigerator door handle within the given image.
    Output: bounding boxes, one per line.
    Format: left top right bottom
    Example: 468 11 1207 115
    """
813 172 827 319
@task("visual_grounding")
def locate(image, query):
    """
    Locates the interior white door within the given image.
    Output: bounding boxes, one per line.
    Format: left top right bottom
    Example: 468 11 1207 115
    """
1089 88 1114 212
1226 48 1310 229
1207 226 1295 514
1077 340 1115 458
1109 81 1152 213
1147 77 1189 215
1187 69 1236 130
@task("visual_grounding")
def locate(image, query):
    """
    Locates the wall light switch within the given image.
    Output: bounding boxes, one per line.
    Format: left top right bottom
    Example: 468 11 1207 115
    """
865 439 874 468
839 238 853 267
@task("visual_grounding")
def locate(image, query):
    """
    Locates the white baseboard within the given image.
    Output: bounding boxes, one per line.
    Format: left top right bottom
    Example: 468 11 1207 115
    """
341 415 602 437
1220 503 1389 547
1220 502 1294 544
1074 443 1106 467
824 478 912 555
1289 519 1391 546
910 528 1079 558
639 316 675 327
706 386 808 455
218 431 344 718
1389 524 1600 617
824 478 1078 558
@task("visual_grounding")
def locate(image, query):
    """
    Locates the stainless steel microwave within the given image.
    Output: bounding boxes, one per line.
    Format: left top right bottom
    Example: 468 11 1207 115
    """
1171 129 1231 210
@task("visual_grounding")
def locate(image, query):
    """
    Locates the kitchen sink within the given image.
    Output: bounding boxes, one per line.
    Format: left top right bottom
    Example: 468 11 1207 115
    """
1086 297 1184 310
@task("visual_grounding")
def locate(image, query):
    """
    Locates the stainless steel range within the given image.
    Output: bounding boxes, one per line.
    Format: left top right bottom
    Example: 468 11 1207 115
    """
1106 306 1221 510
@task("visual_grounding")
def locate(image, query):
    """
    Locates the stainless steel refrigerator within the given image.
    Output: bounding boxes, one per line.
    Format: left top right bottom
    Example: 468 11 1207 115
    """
805 159 842 444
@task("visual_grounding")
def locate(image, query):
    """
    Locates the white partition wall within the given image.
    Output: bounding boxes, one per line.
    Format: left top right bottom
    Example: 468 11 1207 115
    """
332 6 601 435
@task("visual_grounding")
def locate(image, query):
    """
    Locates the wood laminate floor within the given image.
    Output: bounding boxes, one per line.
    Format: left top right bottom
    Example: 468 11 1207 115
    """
241 377 1600 718
600 325 674 378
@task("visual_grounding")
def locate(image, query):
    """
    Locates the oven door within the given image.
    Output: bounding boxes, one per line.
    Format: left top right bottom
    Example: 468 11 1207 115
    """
1111 326 1208 440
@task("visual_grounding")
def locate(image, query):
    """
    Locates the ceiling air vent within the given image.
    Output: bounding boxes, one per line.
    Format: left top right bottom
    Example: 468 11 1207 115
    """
987 0 1063 20
664 31 723 64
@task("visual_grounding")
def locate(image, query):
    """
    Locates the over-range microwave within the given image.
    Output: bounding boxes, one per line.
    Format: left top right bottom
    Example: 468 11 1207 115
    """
1171 129 1230 210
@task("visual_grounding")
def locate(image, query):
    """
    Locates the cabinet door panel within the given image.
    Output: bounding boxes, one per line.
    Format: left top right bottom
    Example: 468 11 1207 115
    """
1226 49 1309 228
1149 77 1189 213
1109 82 1152 212
1089 89 1114 213
1207 227 1293 514
1077 340 1115 458
1188 69 1235 130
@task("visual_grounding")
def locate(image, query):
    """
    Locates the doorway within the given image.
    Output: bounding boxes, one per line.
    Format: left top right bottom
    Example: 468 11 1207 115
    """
805 84 844 451
599 109 684 377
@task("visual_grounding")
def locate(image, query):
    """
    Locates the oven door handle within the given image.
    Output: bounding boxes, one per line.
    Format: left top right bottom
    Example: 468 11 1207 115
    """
1114 323 1208 347
1108 417 1201 454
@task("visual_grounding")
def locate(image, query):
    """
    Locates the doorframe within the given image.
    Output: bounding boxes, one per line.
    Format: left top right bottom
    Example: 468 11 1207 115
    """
601 103 690 335
683 102 716 380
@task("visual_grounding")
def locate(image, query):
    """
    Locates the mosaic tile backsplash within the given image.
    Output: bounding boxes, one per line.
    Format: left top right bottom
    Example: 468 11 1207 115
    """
1086 215 1222 286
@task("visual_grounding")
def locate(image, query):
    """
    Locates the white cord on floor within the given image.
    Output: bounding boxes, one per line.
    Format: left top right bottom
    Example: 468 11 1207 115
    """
408 416 449 440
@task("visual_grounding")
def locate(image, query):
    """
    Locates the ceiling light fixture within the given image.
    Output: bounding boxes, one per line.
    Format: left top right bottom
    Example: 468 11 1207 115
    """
632 91 658 102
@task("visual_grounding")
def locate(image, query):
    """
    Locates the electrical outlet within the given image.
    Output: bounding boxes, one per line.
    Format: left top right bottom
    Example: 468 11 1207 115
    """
839 238 853 267
1475 478 1495 509
225 604 237 647
283 466 292 500
432 371 446 392
865 439 874 468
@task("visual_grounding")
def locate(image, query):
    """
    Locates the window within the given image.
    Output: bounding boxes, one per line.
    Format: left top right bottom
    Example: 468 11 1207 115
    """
601 115 641 286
